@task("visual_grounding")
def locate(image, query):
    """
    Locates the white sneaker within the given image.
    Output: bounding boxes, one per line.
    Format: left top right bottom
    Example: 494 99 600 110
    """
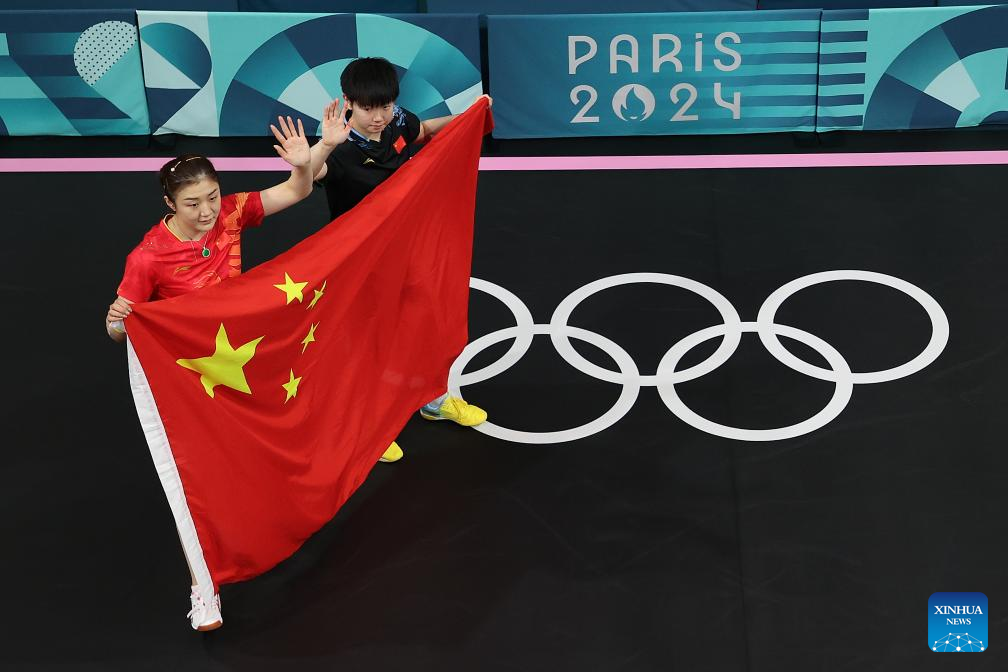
188 586 223 631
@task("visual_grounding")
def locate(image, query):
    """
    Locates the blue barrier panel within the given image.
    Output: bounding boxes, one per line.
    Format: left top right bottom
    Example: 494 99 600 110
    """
759 1 932 8
936 0 1008 4
817 4 1008 130
427 0 756 12
138 11 482 136
0 10 149 135
239 1 421 11
0 1 238 8
488 10 821 138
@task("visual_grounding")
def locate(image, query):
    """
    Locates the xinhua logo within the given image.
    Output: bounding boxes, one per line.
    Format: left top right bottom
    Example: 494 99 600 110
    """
929 593 987 652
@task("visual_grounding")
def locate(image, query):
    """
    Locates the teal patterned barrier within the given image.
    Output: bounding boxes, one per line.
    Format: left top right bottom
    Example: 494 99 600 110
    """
0 10 149 135
137 11 482 136
817 4 1008 131
488 10 821 137
1 5 1006 137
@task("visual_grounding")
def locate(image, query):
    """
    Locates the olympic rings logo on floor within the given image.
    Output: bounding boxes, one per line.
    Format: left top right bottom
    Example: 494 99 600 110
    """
448 272 949 443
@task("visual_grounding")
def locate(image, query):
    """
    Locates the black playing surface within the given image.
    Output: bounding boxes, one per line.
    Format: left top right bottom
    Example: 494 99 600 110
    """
1 131 1006 671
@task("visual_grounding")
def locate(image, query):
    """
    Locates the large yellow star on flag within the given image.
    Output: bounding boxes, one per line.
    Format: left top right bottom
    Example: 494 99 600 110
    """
282 369 302 403
274 273 308 304
177 324 264 398
307 279 327 309
301 322 319 353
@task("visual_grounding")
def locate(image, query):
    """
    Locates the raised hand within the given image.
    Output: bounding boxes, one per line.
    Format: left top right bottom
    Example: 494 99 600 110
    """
321 98 351 148
270 116 311 168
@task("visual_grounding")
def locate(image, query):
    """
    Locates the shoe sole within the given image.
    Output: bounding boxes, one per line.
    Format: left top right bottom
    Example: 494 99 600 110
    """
420 410 486 427
197 620 222 632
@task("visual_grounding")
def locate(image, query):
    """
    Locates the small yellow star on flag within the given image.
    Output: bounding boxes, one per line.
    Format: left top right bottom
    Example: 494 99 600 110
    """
177 324 264 398
282 369 302 403
308 279 327 309
274 273 308 304
302 322 319 353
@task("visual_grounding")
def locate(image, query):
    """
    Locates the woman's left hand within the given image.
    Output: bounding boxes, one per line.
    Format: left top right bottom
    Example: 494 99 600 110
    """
270 116 311 168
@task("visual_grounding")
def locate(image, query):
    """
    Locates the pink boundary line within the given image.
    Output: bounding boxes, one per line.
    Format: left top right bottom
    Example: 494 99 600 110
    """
481 151 1008 170
1 151 1008 172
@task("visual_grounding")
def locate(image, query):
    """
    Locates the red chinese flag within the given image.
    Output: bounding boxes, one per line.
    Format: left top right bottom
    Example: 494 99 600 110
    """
125 99 493 589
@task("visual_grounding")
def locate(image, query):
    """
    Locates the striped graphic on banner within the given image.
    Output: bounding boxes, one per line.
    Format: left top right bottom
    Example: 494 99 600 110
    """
0 11 150 136
817 10 869 131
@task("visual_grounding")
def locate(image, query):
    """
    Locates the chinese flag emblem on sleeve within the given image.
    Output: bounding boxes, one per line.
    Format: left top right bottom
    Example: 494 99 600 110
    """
125 99 493 590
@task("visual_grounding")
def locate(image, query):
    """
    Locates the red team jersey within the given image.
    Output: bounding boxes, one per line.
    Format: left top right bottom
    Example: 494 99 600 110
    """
118 192 264 303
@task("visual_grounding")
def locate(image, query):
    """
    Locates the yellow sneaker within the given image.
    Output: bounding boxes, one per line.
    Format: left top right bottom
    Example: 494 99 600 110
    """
379 441 403 463
420 396 487 427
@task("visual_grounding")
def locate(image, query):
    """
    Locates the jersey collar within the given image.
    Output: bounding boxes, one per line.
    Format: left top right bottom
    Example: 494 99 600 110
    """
348 126 378 149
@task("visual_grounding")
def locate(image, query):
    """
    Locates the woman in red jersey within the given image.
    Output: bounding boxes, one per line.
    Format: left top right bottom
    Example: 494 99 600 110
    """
104 104 349 631
107 106 348 334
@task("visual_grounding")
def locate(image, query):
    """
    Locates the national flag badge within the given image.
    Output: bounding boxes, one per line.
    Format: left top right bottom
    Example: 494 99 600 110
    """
393 135 406 154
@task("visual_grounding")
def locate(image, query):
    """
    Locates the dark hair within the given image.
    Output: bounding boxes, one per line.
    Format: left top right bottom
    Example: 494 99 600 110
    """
159 154 218 202
340 57 399 108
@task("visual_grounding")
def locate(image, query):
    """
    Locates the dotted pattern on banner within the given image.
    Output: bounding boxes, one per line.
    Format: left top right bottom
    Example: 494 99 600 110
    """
74 21 137 87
